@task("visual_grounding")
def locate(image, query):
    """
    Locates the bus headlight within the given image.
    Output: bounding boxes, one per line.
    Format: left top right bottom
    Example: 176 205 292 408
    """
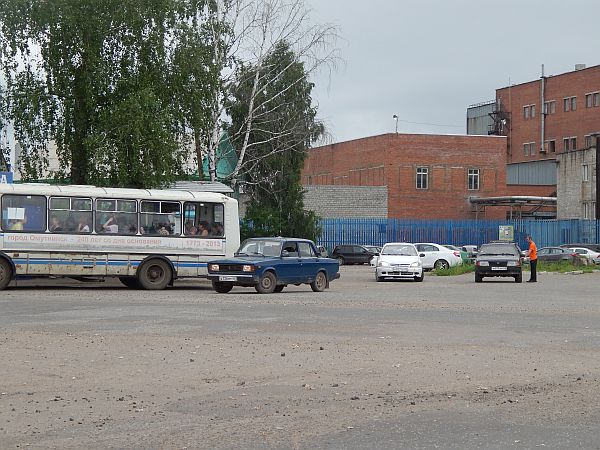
242 265 255 272
209 264 220 272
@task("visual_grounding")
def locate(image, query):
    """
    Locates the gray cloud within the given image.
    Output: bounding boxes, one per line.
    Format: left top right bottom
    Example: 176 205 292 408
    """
307 0 600 142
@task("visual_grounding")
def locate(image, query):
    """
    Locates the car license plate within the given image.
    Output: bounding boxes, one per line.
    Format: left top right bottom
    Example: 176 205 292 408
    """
219 276 237 281
491 267 507 271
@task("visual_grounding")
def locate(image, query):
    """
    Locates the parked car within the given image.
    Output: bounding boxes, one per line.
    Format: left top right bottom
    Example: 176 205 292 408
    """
207 237 340 294
442 245 469 264
331 244 377 265
536 246 583 264
414 243 463 270
461 245 479 262
375 242 424 282
560 243 600 253
363 245 382 266
475 242 523 283
566 247 600 264
316 245 329 257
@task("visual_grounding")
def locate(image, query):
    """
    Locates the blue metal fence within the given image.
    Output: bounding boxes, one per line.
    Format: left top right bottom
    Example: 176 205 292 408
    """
318 218 600 251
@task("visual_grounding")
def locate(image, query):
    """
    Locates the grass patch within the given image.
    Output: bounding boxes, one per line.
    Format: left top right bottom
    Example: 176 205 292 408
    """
526 261 597 273
434 260 598 276
434 263 475 276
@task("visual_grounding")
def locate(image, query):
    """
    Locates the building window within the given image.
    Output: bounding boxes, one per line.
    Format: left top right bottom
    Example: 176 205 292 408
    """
523 104 536 119
585 135 594 148
583 165 590 182
523 142 536 156
583 202 596 220
416 167 428 190
543 140 556 153
544 100 556 115
564 96 576 112
467 169 480 190
586 92 600 108
564 137 577 151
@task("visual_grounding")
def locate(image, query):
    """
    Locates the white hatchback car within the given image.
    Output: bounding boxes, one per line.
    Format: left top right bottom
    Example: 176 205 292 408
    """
414 243 463 270
375 242 424 282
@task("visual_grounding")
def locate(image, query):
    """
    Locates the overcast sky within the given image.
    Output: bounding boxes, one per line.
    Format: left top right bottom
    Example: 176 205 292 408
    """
306 0 600 144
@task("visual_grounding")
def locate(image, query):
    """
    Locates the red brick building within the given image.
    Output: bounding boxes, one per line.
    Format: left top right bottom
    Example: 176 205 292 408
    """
497 64 600 165
302 133 508 219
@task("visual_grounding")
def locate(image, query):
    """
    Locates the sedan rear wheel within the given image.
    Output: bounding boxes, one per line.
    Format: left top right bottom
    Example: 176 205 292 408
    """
256 272 277 294
310 271 327 292
336 257 345 266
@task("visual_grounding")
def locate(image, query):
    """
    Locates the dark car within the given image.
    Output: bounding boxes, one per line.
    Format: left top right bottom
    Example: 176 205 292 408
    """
537 246 582 263
475 242 524 283
331 244 377 265
207 237 340 294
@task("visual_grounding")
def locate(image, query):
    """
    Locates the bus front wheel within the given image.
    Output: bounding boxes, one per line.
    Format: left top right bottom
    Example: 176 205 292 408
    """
137 259 172 290
0 259 12 290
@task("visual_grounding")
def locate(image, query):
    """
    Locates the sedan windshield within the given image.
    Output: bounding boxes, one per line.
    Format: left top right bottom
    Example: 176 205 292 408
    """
382 244 417 256
237 239 282 257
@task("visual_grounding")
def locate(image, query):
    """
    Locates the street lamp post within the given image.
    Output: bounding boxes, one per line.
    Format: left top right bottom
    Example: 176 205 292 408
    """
392 114 398 134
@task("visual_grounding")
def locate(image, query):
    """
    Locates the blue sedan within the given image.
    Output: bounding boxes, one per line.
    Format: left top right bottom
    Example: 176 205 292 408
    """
207 237 340 294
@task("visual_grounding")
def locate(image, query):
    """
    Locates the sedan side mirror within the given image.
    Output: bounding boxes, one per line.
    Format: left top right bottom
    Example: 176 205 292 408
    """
281 250 289 257
419 253 425 258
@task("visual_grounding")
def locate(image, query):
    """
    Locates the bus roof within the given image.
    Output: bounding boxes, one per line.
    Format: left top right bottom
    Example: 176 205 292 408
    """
0 183 236 203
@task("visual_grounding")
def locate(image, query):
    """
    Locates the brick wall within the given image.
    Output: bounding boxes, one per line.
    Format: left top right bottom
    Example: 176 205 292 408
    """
497 65 600 165
303 133 508 219
303 185 387 218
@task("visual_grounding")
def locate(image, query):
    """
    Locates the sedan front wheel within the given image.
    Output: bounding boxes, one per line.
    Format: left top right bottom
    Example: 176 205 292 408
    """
256 272 277 294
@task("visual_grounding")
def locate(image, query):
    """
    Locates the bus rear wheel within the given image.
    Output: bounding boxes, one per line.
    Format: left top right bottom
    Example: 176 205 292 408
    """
0 259 12 290
137 259 172 290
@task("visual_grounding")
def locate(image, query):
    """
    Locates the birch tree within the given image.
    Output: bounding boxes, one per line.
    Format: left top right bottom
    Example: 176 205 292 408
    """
203 0 338 185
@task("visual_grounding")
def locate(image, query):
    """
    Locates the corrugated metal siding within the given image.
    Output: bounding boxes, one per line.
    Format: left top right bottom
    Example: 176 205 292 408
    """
466 102 496 135
506 160 557 185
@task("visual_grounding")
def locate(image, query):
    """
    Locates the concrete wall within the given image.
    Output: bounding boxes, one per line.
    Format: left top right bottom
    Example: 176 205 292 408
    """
556 147 597 219
303 185 387 218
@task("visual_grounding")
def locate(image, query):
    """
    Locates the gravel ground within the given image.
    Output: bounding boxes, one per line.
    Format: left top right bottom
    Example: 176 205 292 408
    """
1 266 600 449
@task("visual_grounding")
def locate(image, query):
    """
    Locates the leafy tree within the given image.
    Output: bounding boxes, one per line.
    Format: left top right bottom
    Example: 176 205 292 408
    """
230 41 323 240
0 0 219 187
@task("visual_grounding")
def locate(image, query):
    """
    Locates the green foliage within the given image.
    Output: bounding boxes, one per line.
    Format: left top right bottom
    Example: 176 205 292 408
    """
0 0 220 187
229 41 323 240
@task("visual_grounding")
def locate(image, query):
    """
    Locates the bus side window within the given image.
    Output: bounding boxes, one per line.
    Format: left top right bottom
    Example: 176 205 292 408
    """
183 202 224 237
1 194 47 232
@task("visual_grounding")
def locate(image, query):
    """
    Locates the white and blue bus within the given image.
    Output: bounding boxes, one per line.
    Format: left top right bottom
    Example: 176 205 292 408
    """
0 183 240 290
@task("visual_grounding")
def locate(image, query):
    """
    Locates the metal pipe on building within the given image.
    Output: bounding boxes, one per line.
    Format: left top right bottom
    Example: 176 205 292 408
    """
596 134 600 220
541 64 546 154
